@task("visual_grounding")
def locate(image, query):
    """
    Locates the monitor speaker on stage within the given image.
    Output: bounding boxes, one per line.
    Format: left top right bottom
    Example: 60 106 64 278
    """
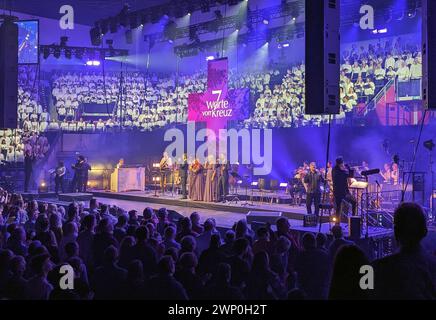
0 17 18 129
423 0 436 109
304 0 340 115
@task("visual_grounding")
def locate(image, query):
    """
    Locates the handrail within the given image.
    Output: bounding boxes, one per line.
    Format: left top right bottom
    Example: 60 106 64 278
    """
364 78 395 114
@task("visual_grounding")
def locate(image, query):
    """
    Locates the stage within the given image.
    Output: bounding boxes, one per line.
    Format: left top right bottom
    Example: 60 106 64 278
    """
32 189 387 240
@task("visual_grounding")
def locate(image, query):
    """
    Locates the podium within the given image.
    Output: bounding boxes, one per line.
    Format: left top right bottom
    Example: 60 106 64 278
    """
110 167 145 192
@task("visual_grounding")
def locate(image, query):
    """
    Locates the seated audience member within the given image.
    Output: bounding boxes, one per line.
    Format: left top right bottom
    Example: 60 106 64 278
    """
163 225 181 251
190 212 204 234
219 230 236 257
6 226 28 257
92 218 118 267
129 226 157 277
372 203 436 299
128 210 140 226
205 263 244 300
122 260 145 300
77 214 96 269
142 207 157 225
295 233 329 299
198 234 225 278
117 236 135 269
179 235 197 256
175 252 204 300
252 227 272 255
91 245 127 300
156 208 170 235
328 225 354 266
234 219 254 245
196 218 220 255
58 222 78 262
328 245 369 300
145 256 188 300
113 214 128 243
26 253 53 300
176 217 199 242
226 238 251 288
245 251 285 300
5 255 28 300
269 236 291 284
316 233 328 253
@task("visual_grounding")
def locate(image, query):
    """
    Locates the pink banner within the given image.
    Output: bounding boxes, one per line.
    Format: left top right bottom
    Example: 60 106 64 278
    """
188 58 250 131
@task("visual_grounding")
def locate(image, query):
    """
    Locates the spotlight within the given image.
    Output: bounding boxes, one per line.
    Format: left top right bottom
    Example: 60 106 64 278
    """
424 140 435 151
263 18 269 25
38 181 48 193
86 60 101 66
206 55 215 61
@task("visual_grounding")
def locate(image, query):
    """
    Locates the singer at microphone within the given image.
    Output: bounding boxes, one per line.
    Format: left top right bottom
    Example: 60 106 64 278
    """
332 157 357 224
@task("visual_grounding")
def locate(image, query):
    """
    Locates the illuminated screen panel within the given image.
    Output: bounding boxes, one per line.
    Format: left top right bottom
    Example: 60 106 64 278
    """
16 20 39 64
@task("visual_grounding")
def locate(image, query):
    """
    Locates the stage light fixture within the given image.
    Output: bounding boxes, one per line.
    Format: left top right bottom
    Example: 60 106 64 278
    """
119 4 130 27
53 47 61 59
140 13 149 26
164 20 177 42
110 18 118 33
38 181 48 193
100 19 109 34
130 14 139 29
201 0 210 13
90 26 102 46
64 47 72 59
125 29 133 44
424 140 435 151
86 60 101 66
75 49 84 59
215 10 223 20
206 55 215 61
42 47 50 59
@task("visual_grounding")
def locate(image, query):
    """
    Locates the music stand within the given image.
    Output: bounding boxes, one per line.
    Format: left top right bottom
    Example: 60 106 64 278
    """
229 172 242 203
241 173 254 207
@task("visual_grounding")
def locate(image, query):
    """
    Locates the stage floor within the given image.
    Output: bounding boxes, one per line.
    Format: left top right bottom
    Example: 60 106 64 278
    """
89 190 393 239
91 189 310 220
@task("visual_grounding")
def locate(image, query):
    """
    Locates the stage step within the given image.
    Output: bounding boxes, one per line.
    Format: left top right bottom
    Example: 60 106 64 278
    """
58 193 93 202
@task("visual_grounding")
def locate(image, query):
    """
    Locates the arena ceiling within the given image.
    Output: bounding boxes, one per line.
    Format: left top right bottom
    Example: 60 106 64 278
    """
0 0 164 25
